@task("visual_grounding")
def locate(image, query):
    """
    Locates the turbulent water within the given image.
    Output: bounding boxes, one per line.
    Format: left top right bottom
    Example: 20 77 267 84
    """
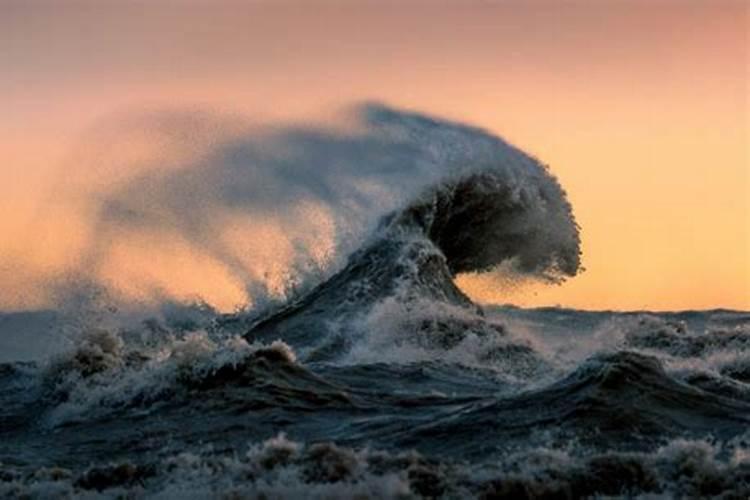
2 105 749 498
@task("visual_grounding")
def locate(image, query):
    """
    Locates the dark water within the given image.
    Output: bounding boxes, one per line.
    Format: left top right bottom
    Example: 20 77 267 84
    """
2 306 749 498
1 106 749 498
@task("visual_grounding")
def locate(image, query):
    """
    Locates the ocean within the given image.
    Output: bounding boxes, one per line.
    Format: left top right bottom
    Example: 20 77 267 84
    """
1 105 748 498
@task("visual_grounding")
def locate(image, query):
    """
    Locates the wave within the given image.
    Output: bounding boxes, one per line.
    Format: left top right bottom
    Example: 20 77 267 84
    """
2 434 748 499
366 351 750 459
245 105 580 361
32 330 353 428
2 313 749 498
3 104 749 499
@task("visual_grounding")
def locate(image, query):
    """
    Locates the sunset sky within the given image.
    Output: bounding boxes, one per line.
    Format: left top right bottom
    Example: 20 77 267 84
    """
1 0 748 312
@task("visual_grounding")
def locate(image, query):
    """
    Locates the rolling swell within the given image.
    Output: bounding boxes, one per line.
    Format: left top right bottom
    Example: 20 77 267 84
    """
349 352 750 459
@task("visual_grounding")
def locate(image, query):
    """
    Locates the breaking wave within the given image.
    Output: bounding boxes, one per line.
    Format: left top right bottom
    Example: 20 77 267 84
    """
244 105 580 361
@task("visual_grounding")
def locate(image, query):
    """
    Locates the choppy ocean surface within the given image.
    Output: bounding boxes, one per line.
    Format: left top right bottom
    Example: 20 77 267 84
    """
2 306 749 499
1 105 748 498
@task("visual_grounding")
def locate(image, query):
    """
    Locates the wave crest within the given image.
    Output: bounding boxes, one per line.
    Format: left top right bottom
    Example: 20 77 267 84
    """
393 170 580 280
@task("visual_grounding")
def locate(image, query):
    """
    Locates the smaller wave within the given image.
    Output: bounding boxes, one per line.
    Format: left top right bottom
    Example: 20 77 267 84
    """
390 351 750 458
2 434 748 499
587 314 750 398
343 297 552 386
622 315 750 358
33 330 315 427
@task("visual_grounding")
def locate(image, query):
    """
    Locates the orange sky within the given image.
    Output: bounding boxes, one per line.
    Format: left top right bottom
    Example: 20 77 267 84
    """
1 0 748 312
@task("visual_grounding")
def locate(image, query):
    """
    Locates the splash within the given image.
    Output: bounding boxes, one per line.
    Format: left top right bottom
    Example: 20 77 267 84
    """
16 103 580 319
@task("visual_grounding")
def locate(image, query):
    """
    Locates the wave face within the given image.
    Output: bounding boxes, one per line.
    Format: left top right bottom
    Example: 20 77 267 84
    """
2 106 749 499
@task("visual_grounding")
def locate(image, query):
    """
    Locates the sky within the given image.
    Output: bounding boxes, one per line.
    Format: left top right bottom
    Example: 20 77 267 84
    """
1 0 748 312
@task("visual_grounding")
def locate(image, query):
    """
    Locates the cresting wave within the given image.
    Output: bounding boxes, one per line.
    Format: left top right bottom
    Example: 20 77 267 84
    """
244 104 581 360
47 103 580 321
1 105 748 499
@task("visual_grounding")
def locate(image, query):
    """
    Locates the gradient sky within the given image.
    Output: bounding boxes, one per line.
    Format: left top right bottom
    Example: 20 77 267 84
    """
1 0 748 311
